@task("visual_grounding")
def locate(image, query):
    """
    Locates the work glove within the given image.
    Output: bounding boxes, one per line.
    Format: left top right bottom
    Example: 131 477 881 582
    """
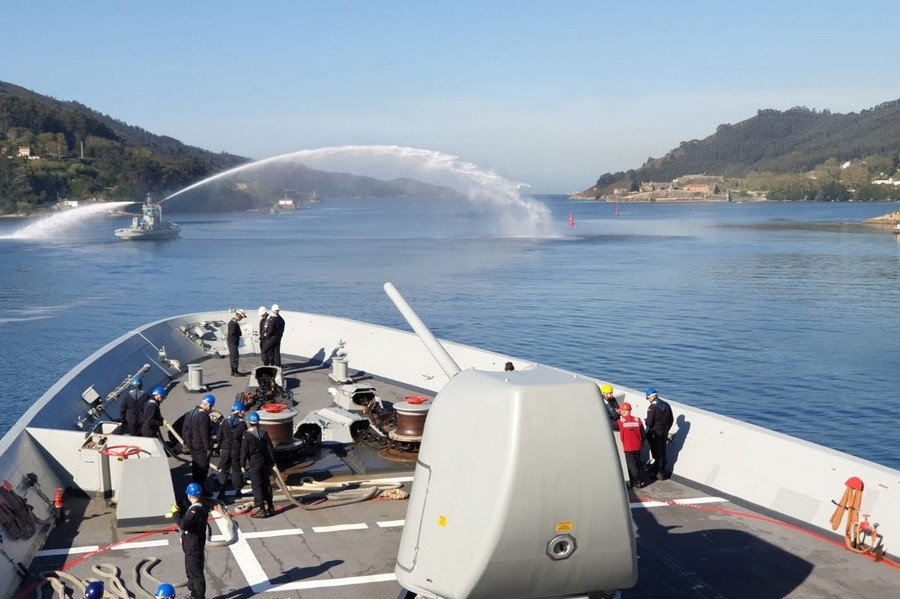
164 504 179 518
163 420 169 427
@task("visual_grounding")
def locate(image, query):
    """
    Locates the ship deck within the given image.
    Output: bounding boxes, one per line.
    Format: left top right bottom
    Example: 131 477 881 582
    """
17 352 900 599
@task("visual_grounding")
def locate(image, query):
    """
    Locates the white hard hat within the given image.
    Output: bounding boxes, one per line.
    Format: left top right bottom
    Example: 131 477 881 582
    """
271 303 280 312
235 309 246 318
258 306 267 316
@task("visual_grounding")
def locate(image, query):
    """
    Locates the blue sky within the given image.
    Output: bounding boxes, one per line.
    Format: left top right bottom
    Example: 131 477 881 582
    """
3 1 899 194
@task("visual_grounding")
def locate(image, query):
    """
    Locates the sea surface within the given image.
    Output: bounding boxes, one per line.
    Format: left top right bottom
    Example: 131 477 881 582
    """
1 197 898 469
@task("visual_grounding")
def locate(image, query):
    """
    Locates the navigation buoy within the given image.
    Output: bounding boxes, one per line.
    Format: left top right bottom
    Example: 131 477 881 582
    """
567 210 574 228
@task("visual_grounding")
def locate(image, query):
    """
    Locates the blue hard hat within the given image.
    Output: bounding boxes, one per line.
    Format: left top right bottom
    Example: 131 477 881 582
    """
155 583 176 598
130 376 142 387
84 581 104 599
232 401 245 413
202 394 216 407
152 386 166 398
247 412 260 424
646 387 658 398
185 482 202 497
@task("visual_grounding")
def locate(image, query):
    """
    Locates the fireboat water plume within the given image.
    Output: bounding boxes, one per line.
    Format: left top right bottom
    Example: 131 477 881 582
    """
3 202 133 240
166 146 557 238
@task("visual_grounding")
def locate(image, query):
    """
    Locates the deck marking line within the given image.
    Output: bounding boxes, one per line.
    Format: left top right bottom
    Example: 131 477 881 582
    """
241 528 305 539
116 539 170 550
312 523 369 533
216 513 272 592
377 520 405 528
269 572 398 592
631 496 726 509
35 546 100 557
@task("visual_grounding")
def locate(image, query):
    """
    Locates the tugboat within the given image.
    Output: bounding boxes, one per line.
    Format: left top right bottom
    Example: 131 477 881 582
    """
114 193 180 240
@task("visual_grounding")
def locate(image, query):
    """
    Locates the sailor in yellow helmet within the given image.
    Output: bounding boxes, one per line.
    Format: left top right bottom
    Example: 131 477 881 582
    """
599 383 620 426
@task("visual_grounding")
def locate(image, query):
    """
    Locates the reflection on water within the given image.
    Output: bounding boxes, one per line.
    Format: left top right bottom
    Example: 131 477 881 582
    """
1 199 898 469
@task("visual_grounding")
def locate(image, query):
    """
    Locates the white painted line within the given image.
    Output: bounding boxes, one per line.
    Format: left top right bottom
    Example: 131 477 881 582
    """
218 515 273 593
377 520 405 528
241 528 305 539
631 496 727 509
35 546 99 557
312 523 369 533
116 539 170 550
269 572 397 592
35 539 170 558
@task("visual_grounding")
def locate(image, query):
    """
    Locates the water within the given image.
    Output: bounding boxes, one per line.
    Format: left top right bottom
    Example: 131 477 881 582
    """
1 189 898 469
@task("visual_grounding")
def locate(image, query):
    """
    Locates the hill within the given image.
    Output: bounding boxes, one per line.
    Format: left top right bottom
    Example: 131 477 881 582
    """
0 81 460 214
582 100 900 201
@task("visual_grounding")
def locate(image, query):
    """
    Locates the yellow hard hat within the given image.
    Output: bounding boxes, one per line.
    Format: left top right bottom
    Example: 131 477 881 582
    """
600 384 613 394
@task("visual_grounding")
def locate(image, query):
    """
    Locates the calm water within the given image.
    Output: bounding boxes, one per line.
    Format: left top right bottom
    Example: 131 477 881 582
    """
1 198 898 468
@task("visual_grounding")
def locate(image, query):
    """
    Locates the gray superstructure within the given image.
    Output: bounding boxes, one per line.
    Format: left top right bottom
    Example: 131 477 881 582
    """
114 194 180 240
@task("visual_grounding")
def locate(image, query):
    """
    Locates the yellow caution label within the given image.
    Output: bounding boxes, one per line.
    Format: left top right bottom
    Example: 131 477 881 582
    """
438 515 447 527
556 521 574 532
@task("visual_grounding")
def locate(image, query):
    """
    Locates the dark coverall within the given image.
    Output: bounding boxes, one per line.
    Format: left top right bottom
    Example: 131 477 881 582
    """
217 414 247 498
178 500 209 599
241 426 275 514
140 399 162 438
645 398 675 477
119 387 148 436
226 317 242 374
269 313 285 367
260 315 276 366
183 407 212 491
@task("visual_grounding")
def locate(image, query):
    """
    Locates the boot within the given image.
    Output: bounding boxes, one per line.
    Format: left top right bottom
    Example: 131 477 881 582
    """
252 507 270 519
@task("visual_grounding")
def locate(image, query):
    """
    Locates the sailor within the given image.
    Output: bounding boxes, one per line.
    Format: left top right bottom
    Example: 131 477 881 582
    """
84 581 104 599
155 583 176 599
216 401 247 502
177 483 208 599
227 309 247 377
119 375 148 435
258 306 271 365
600 383 621 428
615 402 647 488
644 387 674 479
268 304 285 367
141 387 166 438
183 394 215 493
241 411 276 518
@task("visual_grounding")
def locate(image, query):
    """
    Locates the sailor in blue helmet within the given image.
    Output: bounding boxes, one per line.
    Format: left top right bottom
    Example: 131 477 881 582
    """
176 483 208 599
241 411 276 518
155 582 176 598
644 387 674 479
119 375 148 436
84 581 104 599
182 394 216 494
141 386 166 438
216 401 247 502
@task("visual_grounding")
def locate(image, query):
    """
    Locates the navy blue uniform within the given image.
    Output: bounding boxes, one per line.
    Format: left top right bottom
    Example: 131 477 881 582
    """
140 398 162 438
183 407 212 491
241 426 275 515
645 398 674 477
217 414 247 498
178 500 209 599
226 317 243 374
119 388 148 436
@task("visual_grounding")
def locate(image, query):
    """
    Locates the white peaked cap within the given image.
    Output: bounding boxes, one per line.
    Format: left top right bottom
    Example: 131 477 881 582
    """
258 306 267 316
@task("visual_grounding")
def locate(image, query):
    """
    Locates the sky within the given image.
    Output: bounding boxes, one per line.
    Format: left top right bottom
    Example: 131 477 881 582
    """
3 1 900 194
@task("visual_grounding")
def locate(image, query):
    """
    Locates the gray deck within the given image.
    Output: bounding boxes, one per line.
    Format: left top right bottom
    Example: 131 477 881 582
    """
18 352 900 598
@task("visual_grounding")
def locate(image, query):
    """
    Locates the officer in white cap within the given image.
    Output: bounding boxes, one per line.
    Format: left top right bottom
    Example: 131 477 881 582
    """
227 309 247 376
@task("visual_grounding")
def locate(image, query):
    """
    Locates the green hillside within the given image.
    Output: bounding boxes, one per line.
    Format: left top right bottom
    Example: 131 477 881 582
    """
583 101 900 201
0 80 250 214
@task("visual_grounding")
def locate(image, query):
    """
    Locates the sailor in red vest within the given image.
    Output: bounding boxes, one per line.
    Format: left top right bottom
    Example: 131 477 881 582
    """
615 402 647 489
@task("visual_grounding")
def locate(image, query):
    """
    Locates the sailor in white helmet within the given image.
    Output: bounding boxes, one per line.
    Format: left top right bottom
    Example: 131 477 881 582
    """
268 303 285 367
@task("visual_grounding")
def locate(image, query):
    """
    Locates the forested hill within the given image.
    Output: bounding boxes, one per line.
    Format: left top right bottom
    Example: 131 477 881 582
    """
0 80 248 213
588 99 900 198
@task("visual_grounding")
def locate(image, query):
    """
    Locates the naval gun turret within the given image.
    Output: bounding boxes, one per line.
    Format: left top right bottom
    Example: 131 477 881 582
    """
384 283 638 599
